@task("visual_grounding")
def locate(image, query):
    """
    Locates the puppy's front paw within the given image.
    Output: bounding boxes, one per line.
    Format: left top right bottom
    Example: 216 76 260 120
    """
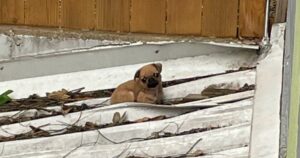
137 92 157 104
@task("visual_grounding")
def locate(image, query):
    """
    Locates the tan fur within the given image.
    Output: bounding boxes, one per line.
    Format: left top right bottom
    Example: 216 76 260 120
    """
110 63 163 105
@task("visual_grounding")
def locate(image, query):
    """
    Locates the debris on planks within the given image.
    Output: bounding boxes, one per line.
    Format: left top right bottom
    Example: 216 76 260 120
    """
0 88 113 113
0 115 169 143
201 84 255 98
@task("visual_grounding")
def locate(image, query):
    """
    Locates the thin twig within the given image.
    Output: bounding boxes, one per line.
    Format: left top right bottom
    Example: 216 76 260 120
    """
62 134 84 158
185 138 203 155
95 129 118 144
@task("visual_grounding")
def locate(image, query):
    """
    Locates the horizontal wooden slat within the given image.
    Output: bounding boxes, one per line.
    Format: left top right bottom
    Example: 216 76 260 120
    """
131 0 166 33
202 0 238 37
0 0 25 24
61 0 95 29
25 0 59 26
239 0 265 38
96 0 130 32
166 0 202 35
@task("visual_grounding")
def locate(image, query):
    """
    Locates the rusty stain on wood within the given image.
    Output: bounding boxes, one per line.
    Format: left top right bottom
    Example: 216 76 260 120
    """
166 0 202 35
131 0 166 33
239 0 265 38
0 0 25 24
96 0 130 32
61 0 95 29
202 0 239 37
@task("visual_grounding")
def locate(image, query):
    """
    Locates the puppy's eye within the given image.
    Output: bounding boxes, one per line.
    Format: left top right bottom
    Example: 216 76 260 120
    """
153 73 159 77
141 78 147 83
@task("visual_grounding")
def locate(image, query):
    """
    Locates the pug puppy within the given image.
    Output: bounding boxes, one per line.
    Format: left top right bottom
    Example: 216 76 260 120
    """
110 63 163 105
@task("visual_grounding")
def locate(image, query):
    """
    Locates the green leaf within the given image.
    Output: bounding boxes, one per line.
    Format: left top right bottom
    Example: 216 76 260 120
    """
0 90 13 106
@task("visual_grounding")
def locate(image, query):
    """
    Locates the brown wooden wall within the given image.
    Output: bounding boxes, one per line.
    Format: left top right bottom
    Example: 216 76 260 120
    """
0 0 266 38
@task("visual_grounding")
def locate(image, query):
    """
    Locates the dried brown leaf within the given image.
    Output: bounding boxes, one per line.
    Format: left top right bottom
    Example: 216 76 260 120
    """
112 112 121 124
47 89 70 101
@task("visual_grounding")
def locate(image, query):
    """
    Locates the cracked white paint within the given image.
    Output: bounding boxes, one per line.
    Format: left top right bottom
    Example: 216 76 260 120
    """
0 34 130 61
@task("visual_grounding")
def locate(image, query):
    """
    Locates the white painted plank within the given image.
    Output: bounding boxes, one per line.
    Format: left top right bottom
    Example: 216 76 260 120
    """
0 98 252 137
178 90 254 107
250 24 285 158
1 124 251 158
0 49 258 99
194 147 249 158
164 70 256 99
0 71 255 124
0 103 252 157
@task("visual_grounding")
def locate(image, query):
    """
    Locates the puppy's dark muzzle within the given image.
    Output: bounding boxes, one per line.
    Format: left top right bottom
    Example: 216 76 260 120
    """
147 78 159 88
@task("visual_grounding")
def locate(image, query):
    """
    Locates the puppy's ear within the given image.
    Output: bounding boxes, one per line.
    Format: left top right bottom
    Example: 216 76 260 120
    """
134 70 140 80
152 63 162 73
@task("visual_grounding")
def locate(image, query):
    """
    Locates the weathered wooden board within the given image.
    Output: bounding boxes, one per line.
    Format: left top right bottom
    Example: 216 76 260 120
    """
202 0 238 37
61 0 95 29
239 0 265 38
25 0 59 26
0 0 25 24
166 0 202 35
96 0 130 32
131 0 166 33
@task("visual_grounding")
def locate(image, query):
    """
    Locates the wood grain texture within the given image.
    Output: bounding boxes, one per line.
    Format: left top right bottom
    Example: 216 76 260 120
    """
202 0 238 37
96 0 130 32
275 0 288 23
61 0 95 29
25 0 59 26
131 0 166 33
0 0 2 23
0 0 25 24
239 0 265 38
166 0 202 35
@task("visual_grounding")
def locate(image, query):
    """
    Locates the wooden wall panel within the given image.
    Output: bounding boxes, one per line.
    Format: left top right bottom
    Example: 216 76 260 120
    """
131 0 166 33
96 0 130 32
239 0 265 38
167 0 202 35
61 0 95 29
25 0 59 26
202 0 238 37
0 0 25 24
0 0 2 23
